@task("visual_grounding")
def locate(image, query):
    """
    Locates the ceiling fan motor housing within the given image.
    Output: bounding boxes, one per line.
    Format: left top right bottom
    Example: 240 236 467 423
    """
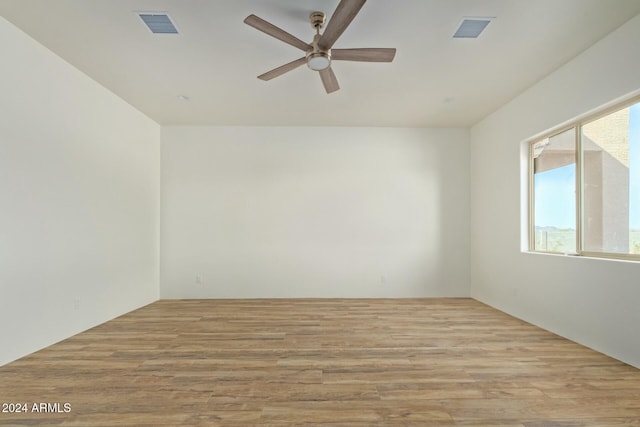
306 33 331 71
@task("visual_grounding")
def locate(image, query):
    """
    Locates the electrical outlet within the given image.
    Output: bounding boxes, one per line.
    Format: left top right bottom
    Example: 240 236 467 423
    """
195 274 203 284
73 298 80 310
380 275 386 284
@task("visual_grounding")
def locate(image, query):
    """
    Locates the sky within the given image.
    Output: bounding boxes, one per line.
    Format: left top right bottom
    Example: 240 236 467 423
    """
534 163 575 229
534 102 640 230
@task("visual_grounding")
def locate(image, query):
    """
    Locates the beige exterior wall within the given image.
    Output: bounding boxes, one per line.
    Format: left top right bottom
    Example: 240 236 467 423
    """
582 108 630 252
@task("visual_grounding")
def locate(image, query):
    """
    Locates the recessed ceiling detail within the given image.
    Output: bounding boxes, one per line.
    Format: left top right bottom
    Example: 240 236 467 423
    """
138 13 178 34
453 18 493 38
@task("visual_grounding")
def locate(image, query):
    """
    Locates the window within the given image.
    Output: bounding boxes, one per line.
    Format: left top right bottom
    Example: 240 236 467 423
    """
529 96 640 259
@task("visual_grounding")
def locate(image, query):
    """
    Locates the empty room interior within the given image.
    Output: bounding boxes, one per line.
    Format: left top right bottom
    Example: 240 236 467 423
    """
2 0 640 425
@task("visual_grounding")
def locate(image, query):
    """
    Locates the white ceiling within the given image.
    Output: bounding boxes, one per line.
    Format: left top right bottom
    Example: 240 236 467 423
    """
1 0 639 127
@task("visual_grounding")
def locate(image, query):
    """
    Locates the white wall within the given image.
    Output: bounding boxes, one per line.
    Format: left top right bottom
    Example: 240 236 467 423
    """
0 18 160 365
161 126 469 298
470 14 640 368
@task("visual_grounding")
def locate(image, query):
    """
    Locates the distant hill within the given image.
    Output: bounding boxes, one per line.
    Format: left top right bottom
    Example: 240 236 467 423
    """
535 226 575 232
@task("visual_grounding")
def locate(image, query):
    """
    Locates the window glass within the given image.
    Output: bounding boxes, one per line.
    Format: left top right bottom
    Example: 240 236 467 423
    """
532 128 576 253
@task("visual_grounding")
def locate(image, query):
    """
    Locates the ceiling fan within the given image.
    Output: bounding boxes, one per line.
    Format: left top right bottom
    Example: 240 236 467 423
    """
244 0 396 94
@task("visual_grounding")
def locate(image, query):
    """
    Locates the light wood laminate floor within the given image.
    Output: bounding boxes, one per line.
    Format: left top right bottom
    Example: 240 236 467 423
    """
1 298 639 426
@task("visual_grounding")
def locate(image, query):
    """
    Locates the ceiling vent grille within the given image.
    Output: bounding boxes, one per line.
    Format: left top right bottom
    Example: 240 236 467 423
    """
138 13 178 34
453 18 493 38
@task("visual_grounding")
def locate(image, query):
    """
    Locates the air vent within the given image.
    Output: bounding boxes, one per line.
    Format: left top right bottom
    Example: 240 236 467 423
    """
138 13 178 34
453 18 493 38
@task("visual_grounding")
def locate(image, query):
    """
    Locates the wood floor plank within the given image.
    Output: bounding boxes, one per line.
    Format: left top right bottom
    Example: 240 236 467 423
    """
1 298 639 425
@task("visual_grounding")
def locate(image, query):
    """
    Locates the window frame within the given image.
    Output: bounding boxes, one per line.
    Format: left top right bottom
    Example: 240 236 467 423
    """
528 93 640 261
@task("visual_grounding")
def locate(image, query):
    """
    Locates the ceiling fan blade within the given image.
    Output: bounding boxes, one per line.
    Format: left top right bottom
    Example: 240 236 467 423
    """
318 0 367 51
332 48 396 62
258 57 307 81
319 67 340 94
244 14 311 51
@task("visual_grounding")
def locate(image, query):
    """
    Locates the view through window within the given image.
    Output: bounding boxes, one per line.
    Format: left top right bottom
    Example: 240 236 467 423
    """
532 129 576 253
530 97 640 258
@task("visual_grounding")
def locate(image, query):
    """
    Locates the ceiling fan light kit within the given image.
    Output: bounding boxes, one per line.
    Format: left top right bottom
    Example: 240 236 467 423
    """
307 51 331 71
244 0 396 94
